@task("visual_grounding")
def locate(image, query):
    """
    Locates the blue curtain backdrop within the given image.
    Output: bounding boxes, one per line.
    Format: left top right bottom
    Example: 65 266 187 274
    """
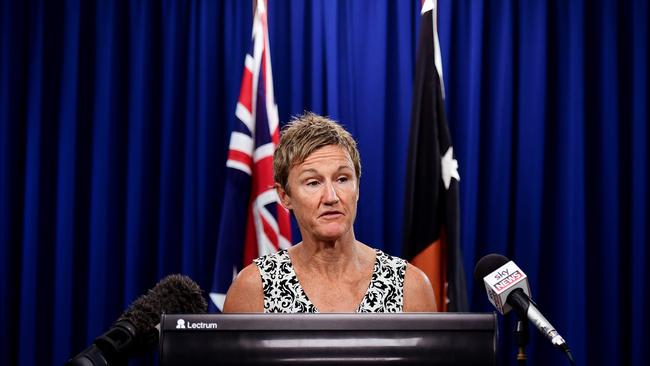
0 0 647 365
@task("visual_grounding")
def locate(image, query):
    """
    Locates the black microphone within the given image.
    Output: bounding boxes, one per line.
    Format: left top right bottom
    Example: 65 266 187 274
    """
66 274 208 366
474 254 574 364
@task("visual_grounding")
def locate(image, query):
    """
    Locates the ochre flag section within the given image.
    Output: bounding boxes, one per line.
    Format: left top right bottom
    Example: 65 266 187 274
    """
411 236 446 311
402 0 468 312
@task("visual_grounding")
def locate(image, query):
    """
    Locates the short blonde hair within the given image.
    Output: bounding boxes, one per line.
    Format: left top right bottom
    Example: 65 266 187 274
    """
274 112 361 193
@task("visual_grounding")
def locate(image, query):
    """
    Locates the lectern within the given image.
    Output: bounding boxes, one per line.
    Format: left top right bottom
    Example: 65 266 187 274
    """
159 313 497 365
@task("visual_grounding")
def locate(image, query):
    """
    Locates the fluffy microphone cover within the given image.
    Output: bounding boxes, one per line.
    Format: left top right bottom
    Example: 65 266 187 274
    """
117 274 208 348
473 253 509 284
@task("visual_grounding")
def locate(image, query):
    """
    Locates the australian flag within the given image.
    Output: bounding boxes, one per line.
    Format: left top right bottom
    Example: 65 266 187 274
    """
209 0 292 312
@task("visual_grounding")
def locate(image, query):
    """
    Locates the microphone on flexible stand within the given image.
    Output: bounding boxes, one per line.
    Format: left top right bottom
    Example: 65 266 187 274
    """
473 254 574 365
66 274 208 366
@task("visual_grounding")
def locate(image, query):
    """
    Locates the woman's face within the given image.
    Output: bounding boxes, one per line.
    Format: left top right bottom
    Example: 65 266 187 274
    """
277 145 359 242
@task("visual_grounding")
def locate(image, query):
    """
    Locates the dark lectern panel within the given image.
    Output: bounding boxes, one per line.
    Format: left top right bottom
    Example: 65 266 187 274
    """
159 313 497 366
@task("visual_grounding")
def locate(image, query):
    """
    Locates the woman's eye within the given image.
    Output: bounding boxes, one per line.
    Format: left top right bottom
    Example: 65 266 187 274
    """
337 177 349 183
306 180 320 187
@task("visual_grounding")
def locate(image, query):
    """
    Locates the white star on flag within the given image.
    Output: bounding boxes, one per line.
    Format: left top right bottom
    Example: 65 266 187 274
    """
441 146 460 190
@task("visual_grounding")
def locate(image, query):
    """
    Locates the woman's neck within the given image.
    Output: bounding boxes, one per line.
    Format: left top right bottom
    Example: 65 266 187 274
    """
289 234 369 280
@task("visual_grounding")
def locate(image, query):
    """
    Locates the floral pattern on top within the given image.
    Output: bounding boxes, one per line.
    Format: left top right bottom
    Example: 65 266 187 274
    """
253 249 406 313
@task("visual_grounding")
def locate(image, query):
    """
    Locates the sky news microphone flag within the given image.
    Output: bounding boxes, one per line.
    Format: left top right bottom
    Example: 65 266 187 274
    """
402 0 468 312
210 0 292 312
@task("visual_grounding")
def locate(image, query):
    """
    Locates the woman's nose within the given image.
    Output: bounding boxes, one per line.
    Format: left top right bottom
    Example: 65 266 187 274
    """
323 182 340 204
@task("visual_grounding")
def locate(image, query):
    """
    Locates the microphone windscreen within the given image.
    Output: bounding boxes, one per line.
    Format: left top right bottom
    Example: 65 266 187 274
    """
117 274 208 348
473 254 509 284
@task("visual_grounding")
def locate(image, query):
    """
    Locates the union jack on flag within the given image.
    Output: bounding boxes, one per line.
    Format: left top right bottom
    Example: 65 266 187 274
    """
209 0 292 311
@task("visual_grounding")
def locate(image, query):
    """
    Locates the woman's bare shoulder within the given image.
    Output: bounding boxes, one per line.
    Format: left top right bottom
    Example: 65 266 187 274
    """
222 263 264 313
403 263 438 312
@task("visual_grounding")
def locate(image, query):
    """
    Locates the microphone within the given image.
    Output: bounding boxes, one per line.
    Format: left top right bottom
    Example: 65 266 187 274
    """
473 254 574 364
66 274 208 366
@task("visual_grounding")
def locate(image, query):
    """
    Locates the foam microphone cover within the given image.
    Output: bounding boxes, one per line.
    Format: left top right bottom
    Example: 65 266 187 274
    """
473 253 509 284
116 274 208 350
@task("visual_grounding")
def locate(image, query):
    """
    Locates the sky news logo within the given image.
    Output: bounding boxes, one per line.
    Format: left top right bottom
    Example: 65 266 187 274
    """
176 319 218 329
492 270 523 292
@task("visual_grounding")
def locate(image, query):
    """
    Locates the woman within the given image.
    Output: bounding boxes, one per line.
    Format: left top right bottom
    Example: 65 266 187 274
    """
223 112 437 312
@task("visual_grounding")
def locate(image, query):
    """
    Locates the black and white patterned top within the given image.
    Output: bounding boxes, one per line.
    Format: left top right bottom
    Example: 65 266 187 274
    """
253 249 406 313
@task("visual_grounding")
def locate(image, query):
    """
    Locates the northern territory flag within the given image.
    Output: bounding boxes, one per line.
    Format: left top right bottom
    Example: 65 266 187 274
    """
402 0 468 312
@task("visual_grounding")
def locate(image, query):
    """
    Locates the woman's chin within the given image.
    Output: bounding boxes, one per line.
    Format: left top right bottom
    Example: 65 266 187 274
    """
314 225 350 242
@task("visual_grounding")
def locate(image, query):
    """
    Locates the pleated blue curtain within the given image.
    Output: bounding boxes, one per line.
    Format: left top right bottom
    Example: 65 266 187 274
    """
440 0 648 365
0 0 248 363
0 0 648 366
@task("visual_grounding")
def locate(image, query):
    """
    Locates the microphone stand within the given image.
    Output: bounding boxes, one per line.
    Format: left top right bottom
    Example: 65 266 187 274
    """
514 319 529 366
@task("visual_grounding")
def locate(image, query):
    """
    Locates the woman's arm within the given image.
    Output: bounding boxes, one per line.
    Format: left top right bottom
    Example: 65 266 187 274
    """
403 263 438 312
222 263 265 312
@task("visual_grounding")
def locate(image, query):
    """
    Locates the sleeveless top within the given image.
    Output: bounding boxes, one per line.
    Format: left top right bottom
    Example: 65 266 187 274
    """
253 249 407 313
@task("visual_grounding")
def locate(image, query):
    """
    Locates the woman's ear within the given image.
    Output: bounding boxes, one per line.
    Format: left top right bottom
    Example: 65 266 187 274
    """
276 183 292 210
356 183 360 202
